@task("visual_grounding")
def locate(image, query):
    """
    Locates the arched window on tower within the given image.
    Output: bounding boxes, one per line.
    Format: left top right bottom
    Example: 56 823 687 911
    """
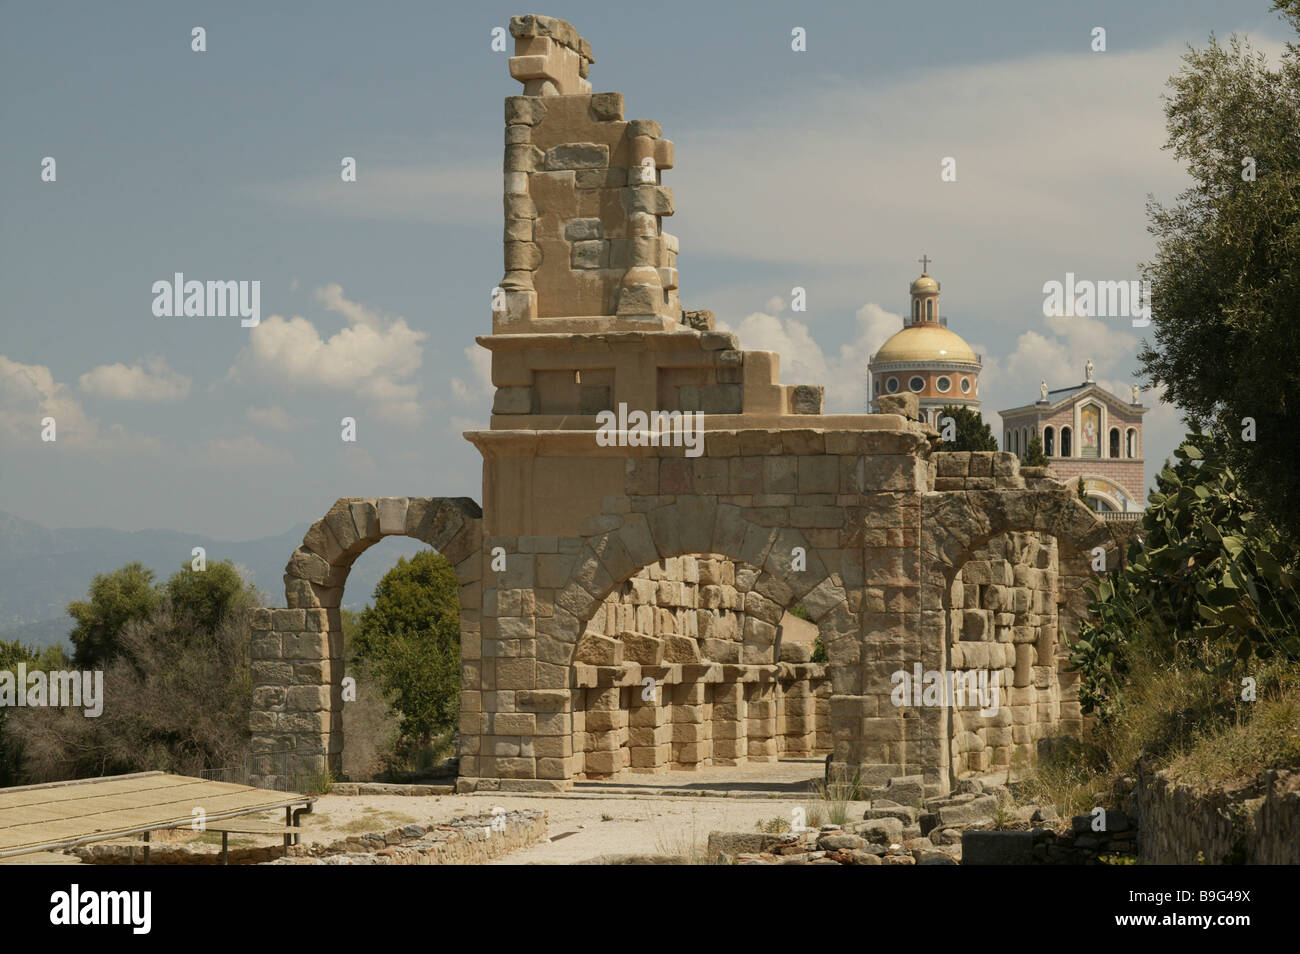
1044 426 1055 457
1061 426 1072 457
925 299 934 321
913 300 920 323
1127 428 1137 458
1109 427 1120 459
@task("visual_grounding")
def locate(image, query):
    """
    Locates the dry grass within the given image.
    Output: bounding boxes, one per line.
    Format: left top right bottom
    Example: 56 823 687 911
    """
646 807 713 864
336 811 420 834
1022 646 1300 815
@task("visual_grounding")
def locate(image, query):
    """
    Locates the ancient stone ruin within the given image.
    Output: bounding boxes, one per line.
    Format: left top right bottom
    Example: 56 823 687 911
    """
248 15 1115 796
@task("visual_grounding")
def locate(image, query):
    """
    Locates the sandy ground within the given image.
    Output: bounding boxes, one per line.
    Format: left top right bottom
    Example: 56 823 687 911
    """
176 758 846 864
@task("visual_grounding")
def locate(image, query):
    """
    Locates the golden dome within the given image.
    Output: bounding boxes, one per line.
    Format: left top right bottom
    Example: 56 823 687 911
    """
872 324 978 365
910 274 939 294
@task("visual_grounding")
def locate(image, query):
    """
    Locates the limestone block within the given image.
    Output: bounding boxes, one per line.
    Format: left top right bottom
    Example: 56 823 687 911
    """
624 184 674 215
493 386 535 415
543 143 609 170
621 631 664 664
504 144 544 172
575 632 624 665
626 119 662 139
504 241 543 270
877 392 919 420
563 217 603 241
1013 645 1034 687
504 217 533 241
570 240 606 269
663 634 700 663
377 498 408 535
575 167 626 189
790 385 824 414
504 96 547 126
589 92 624 121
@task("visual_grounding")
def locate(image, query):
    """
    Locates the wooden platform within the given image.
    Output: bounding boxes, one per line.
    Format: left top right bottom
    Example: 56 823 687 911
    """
0 771 314 859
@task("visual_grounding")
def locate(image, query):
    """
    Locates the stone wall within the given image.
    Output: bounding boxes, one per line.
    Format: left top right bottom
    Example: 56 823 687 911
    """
1130 764 1300 865
268 810 549 865
949 531 1062 777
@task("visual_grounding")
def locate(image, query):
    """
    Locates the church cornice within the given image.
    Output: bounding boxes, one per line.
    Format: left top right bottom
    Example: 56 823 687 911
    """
998 382 1147 419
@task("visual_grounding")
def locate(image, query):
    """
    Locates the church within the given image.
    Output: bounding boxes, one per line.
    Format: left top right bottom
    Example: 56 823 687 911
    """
868 262 1147 515
998 363 1147 514
867 259 982 428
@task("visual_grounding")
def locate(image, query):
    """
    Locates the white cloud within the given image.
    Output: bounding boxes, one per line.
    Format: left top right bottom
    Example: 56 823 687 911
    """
450 345 493 404
245 405 297 430
0 355 160 453
229 284 428 426
719 302 902 412
78 355 190 402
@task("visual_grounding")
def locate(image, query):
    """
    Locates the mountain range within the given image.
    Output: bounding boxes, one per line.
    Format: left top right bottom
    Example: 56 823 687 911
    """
0 510 425 650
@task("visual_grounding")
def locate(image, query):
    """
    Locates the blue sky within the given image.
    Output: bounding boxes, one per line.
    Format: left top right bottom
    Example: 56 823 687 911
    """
1 0 1290 541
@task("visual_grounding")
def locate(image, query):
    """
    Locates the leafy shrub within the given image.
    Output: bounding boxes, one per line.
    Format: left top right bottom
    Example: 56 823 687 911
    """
1070 429 1300 722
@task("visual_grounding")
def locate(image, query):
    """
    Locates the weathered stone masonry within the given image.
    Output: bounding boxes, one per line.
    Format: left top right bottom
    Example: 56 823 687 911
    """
248 14 1114 796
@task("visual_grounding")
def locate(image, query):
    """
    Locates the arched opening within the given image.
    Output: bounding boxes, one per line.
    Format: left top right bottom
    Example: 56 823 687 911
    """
248 497 482 791
568 551 837 785
1044 426 1055 457
1126 428 1137 458
337 537 456 782
1061 426 1072 457
1109 427 1120 459
925 299 934 321
920 482 1116 791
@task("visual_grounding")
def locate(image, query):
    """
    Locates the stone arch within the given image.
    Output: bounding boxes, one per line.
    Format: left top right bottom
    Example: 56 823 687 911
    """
564 549 839 778
283 496 483 608
920 483 1115 789
249 496 482 790
551 508 856 687
527 508 855 781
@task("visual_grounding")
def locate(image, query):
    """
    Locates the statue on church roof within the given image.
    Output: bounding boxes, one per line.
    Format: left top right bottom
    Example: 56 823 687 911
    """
1040 380 1048 402
1085 358 1094 382
1132 384 1140 404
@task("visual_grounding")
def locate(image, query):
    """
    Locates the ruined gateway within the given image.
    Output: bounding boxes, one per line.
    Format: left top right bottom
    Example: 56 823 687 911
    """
248 15 1116 796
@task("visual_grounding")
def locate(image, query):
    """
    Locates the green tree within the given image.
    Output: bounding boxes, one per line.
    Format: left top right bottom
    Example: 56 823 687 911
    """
1021 434 1048 467
67 563 160 668
937 406 998 451
1077 476 1088 503
353 550 461 748
164 560 259 634
1139 1 1300 543
1070 429 1300 721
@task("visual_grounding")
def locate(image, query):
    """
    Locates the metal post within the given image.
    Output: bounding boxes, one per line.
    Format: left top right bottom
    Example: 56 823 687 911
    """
143 829 150 866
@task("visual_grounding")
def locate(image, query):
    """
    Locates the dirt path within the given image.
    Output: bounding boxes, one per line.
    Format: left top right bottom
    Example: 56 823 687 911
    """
291 758 839 864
